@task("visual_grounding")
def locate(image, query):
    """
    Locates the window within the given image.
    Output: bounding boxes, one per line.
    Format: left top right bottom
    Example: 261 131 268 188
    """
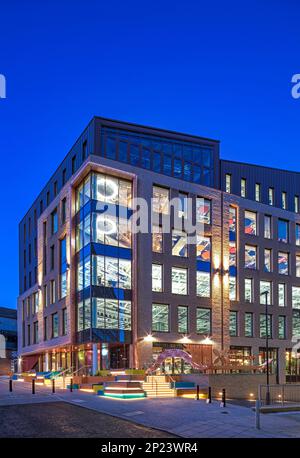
152 304 169 332
264 249 272 272
268 187 274 206
278 283 286 307
278 316 286 339
296 255 300 277
62 168 66 186
50 245 55 270
196 308 211 334
54 181 58 197
152 225 163 253
172 230 188 257
245 278 253 302
171 267 188 295
33 321 38 344
43 285 48 308
91 255 131 290
229 277 236 301
62 309 67 335
260 314 272 338
50 280 56 304
44 317 48 341
52 313 59 338
178 193 188 219
264 215 272 239
240 178 246 197
245 245 257 269
255 183 261 202
152 264 163 292
278 251 289 275
72 155 76 174
292 286 300 309
295 196 299 213
27 324 30 346
196 271 210 297
282 192 287 210
82 140 87 161
152 186 169 214
76 175 91 211
296 224 300 246
229 311 238 336
60 237 67 299
245 313 253 337
225 174 231 193
33 292 39 314
47 191 50 206
293 310 300 338
91 298 131 330
51 209 58 234
278 219 288 243
260 281 272 304
61 198 67 224
244 211 257 235
178 306 188 333
196 198 211 224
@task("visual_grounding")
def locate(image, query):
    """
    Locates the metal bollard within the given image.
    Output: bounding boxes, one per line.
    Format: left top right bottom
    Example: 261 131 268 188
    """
52 378 55 394
222 388 226 407
32 378 35 395
196 385 200 400
70 377 73 392
255 399 261 429
9 379 12 393
208 386 212 404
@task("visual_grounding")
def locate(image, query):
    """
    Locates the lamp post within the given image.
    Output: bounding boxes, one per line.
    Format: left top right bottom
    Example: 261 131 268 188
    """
261 290 270 405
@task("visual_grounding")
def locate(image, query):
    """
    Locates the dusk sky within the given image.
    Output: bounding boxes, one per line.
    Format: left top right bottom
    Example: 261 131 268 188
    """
0 0 300 308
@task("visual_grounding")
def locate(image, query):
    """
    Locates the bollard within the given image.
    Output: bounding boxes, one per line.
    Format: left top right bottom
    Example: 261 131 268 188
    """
52 378 55 394
222 388 226 407
32 378 35 395
70 377 73 393
196 385 199 400
208 386 212 404
9 379 12 393
255 400 261 429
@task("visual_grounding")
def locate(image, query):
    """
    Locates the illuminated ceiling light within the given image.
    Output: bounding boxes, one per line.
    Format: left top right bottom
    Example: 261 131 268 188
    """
144 334 155 342
179 335 192 343
97 178 118 201
97 215 117 235
200 336 213 345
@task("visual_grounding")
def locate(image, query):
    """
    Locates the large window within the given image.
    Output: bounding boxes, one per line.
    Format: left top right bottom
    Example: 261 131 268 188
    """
278 251 289 275
264 215 272 239
76 175 91 211
260 281 272 305
278 283 286 307
244 211 257 235
278 219 288 243
245 278 253 303
196 308 211 335
264 249 272 272
260 314 272 338
196 198 211 224
92 298 131 330
152 304 169 332
152 186 169 214
92 255 131 290
229 311 238 336
245 245 257 269
92 214 131 249
172 267 188 295
91 173 132 208
152 225 163 253
196 271 210 297
77 255 91 291
178 306 188 334
172 230 188 257
245 313 253 337
76 214 91 252
292 286 300 309
152 264 163 292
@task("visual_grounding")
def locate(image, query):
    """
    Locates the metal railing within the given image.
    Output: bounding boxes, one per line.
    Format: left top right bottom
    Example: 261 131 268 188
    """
69 365 92 378
259 384 300 406
51 366 75 379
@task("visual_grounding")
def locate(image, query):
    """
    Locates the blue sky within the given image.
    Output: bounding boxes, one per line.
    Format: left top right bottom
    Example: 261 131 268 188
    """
0 0 300 308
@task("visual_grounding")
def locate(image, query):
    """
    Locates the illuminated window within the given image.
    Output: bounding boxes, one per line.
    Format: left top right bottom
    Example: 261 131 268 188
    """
225 174 231 193
152 186 169 214
52 313 59 338
278 283 286 307
196 198 211 224
245 313 253 337
295 196 299 213
196 271 210 297
278 252 289 275
296 255 300 277
152 304 169 332
278 316 286 339
264 249 272 272
268 187 274 206
196 308 211 334
92 214 131 249
152 264 163 292
172 267 188 295
152 225 163 253
264 215 272 239
245 245 257 269
51 209 58 235
92 255 131 290
92 298 131 330
178 306 188 333
278 219 288 243
196 236 211 263
245 278 253 303
260 314 272 338
244 211 257 235
255 183 261 202
76 175 91 211
292 286 300 309
60 237 67 299
260 281 272 305
240 178 246 197
282 192 287 210
172 230 188 257
76 214 91 252
293 310 300 338
296 224 300 246
178 193 188 218
229 311 238 336
91 173 132 208
229 277 236 301
50 280 56 304
77 255 91 291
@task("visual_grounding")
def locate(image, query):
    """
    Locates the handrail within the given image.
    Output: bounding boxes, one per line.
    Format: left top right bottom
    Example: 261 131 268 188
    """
68 365 92 377
52 366 75 379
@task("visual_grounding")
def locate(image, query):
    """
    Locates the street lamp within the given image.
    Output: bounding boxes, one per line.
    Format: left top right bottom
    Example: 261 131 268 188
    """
261 290 270 405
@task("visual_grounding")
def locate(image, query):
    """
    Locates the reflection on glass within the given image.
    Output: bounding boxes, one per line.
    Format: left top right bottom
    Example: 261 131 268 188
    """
196 271 210 297
172 230 188 257
245 245 257 269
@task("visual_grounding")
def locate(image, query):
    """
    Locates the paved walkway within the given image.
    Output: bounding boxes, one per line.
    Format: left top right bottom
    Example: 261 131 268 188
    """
1 378 300 438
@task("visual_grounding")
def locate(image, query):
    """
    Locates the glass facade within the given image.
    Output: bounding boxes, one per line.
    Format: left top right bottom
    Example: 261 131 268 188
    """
196 308 211 335
152 304 169 332
171 267 188 295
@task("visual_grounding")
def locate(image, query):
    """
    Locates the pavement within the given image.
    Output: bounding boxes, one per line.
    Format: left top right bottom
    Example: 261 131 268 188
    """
1 377 300 438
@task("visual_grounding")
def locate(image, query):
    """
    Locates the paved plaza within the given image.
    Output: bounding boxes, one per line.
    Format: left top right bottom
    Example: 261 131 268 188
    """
1 377 300 438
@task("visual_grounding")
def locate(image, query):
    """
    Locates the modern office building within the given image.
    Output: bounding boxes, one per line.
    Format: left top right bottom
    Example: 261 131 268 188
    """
18 117 300 382
0 307 17 374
